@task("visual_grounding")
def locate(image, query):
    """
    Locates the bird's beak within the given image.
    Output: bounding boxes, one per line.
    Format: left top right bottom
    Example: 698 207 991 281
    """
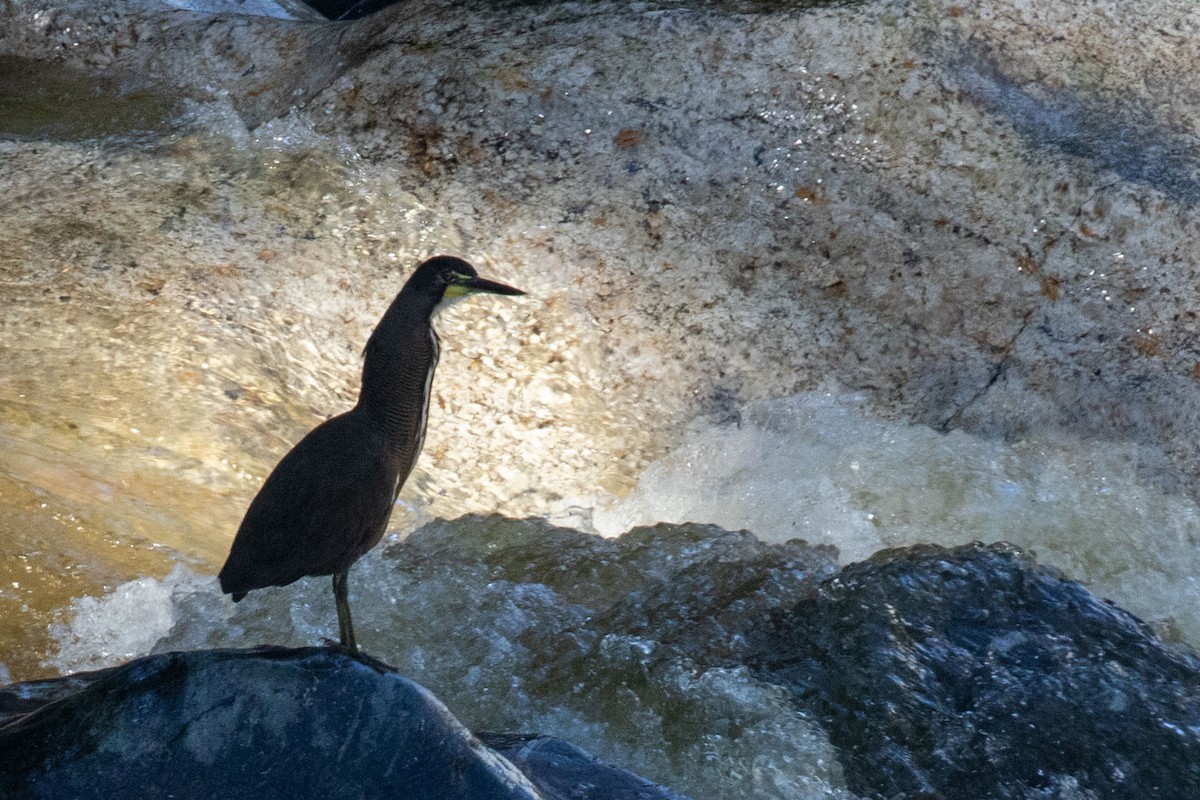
445 273 526 299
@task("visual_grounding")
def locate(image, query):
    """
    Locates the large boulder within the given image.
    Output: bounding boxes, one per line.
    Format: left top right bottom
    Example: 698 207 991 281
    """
750 543 1200 799
0 646 687 800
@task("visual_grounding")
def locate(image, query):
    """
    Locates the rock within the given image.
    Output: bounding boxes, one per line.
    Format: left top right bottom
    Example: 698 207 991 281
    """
157 0 324 21
0 1 373 127
750 542 1200 799
7 0 1200 525
0 646 689 800
481 733 688 800
12 520 1200 799
385 516 840 656
150 517 853 799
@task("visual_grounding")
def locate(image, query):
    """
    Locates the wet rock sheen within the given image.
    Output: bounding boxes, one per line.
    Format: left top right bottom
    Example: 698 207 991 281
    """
751 542 1200 800
0 646 686 800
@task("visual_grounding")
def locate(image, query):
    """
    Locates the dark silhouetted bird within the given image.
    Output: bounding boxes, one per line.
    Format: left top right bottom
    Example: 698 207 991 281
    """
218 256 524 650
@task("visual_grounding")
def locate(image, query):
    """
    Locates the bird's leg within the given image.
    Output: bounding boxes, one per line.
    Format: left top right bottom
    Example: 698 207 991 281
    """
332 571 358 652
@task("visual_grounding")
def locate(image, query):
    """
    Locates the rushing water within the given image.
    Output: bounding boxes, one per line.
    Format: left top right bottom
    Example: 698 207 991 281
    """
5 7 1200 798
595 394 1200 646
33 392 1200 670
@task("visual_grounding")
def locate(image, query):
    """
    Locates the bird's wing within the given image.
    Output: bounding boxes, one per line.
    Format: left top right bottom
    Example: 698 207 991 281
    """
218 415 399 596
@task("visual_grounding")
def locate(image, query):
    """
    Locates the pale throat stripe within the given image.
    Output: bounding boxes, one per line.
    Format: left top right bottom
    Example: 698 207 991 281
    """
410 327 440 476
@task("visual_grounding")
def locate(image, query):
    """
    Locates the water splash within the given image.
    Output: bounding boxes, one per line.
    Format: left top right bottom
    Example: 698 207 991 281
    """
594 392 1200 644
47 521 859 800
44 565 212 674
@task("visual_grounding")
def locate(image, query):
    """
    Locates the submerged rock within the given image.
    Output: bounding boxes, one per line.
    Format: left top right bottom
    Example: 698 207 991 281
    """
751 542 1200 799
385 516 840 665
0 646 688 800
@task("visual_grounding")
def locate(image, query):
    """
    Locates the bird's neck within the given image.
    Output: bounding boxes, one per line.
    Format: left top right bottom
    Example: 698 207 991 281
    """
355 306 441 466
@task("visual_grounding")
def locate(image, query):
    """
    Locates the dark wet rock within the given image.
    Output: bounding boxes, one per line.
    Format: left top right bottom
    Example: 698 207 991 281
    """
19 518 1200 799
481 733 687 800
377 516 843 763
0 646 690 800
599 527 836 658
359 518 850 797
750 542 1200 800
387 516 839 668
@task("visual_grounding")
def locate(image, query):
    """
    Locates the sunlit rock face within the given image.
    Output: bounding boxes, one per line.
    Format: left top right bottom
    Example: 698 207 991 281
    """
6 0 1200 524
289 0 1200 498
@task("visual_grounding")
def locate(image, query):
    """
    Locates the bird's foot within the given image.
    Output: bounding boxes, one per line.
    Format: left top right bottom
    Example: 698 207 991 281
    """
320 635 357 652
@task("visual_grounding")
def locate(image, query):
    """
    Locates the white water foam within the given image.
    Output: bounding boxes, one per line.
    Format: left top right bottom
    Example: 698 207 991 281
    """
594 392 1200 644
51 392 1200 663
44 565 215 675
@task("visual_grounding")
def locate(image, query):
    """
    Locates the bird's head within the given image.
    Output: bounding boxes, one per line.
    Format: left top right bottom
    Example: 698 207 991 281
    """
407 256 525 314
